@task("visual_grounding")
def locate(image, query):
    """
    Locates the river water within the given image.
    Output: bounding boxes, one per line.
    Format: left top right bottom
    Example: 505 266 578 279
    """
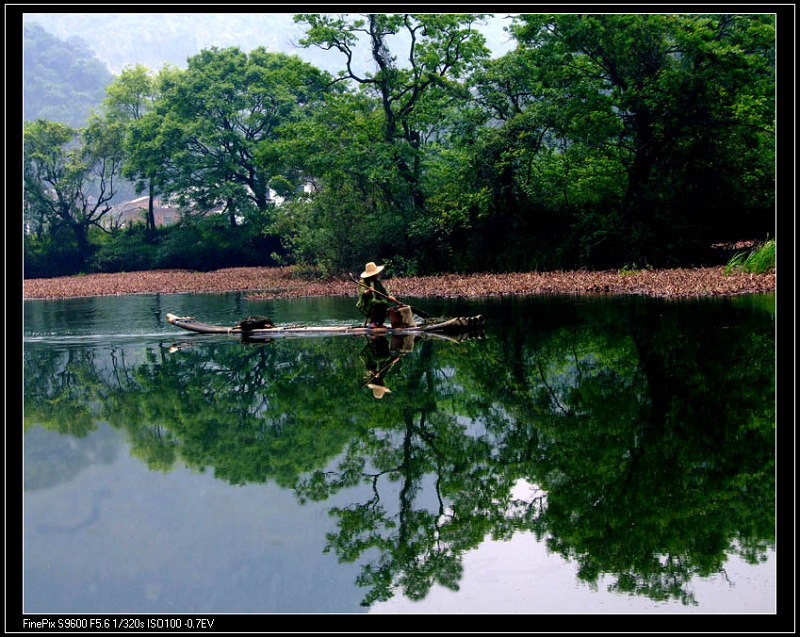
21 292 777 618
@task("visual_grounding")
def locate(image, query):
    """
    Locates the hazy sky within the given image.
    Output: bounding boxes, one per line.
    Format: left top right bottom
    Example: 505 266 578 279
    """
23 12 518 76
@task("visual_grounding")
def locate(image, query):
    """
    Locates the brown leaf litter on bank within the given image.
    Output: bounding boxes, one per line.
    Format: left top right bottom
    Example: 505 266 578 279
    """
23 266 775 301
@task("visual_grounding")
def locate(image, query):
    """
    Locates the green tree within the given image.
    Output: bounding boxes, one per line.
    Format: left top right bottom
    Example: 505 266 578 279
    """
293 13 491 271
151 47 331 228
272 90 399 274
24 116 126 272
103 64 162 232
508 14 775 265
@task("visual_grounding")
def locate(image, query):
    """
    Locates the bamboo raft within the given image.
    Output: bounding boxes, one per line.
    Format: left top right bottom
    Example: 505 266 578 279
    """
165 313 485 341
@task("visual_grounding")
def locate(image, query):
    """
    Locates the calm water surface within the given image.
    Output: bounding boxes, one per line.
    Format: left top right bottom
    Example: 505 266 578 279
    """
22 292 776 615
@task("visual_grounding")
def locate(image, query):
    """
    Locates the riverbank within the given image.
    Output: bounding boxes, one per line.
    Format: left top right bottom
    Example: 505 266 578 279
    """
22 265 775 300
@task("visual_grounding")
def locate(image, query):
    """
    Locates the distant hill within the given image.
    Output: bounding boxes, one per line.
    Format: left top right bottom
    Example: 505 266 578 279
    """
23 13 358 75
22 12 515 76
23 22 115 127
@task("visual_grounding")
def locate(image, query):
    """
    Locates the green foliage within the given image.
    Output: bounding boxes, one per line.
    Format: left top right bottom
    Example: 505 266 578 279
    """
24 225 83 278
618 263 654 276
272 88 411 275
496 13 776 267
85 211 281 273
24 116 126 273
724 238 775 275
273 182 397 277
88 224 159 273
153 214 280 271
102 64 164 232
292 13 492 273
152 46 331 218
103 63 155 122
23 14 776 277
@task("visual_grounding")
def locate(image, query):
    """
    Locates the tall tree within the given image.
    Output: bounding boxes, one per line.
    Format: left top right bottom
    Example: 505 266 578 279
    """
271 88 402 274
294 14 491 241
103 64 161 232
150 47 331 228
509 14 775 264
24 116 125 267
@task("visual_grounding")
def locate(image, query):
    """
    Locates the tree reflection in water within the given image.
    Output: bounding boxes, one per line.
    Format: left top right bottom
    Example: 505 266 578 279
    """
23 295 775 606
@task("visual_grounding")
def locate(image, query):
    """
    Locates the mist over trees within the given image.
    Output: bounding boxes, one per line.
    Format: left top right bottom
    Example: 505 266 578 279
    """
23 22 114 127
22 12 515 76
23 14 775 279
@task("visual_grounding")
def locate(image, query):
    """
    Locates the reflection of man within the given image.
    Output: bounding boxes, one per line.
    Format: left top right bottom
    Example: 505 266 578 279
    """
360 336 400 399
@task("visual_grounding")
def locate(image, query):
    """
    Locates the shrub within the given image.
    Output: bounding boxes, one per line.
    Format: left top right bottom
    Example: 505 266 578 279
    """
154 215 281 271
24 226 84 278
88 225 159 273
724 238 775 275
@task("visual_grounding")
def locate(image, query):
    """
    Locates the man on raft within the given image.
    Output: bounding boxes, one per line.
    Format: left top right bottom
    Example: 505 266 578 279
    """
356 261 407 329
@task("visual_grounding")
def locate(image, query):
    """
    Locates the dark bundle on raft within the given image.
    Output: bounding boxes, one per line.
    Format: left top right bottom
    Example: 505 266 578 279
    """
235 316 275 331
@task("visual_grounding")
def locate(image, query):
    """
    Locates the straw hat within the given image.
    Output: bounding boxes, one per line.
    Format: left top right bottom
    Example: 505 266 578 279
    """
367 383 392 399
361 262 385 278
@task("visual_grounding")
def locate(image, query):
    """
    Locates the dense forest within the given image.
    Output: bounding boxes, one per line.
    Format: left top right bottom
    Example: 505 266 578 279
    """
23 14 776 279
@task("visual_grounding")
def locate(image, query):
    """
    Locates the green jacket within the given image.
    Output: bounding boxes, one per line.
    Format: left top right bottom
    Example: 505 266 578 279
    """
356 278 390 317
